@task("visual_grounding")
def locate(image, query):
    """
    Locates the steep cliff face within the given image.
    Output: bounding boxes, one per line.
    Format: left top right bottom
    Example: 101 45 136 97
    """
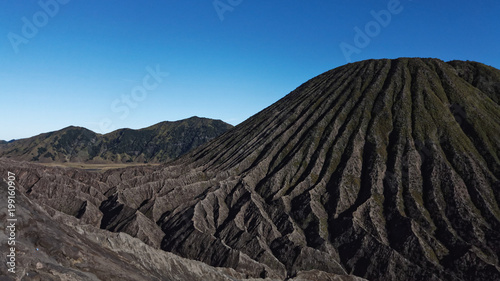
1 58 499 280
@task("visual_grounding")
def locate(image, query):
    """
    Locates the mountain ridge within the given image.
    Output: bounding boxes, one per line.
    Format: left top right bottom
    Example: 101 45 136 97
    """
0 116 233 164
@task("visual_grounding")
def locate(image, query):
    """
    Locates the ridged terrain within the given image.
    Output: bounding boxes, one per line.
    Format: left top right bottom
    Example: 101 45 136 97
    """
0 180 281 281
1 58 499 280
0 116 232 164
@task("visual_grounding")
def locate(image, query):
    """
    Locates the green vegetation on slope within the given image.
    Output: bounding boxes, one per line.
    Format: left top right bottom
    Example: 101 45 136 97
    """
0 116 233 164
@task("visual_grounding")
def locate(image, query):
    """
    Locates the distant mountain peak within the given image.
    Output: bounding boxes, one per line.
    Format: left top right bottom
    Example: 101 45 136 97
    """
0 117 233 164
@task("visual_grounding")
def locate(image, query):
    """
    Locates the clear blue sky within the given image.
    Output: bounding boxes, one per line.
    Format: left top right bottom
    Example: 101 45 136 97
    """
1 0 499 140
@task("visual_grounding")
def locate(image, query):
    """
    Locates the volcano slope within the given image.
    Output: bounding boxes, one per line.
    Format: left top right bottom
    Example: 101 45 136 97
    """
2 58 499 281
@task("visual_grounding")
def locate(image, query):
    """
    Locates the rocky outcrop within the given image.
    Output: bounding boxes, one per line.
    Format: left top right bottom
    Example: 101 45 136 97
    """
1 58 499 280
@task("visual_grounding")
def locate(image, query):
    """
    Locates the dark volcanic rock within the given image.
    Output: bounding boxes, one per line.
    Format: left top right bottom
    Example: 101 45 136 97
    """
0 180 266 281
1 58 499 280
